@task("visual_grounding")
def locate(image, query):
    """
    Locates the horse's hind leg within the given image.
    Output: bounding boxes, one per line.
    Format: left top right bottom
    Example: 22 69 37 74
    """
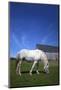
16 60 19 75
18 60 22 76
16 60 22 76
30 61 37 75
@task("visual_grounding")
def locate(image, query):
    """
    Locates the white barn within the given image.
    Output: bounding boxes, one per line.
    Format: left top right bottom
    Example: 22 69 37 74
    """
36 44 59 60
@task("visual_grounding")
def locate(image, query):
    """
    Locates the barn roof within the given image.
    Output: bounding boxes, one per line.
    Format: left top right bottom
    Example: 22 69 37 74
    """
36 44 59 53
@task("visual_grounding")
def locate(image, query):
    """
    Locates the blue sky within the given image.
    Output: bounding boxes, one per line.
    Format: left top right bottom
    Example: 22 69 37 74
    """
9 2 59 57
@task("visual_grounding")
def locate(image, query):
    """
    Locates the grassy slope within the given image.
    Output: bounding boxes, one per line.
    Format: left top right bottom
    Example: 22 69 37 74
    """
9 60 59 88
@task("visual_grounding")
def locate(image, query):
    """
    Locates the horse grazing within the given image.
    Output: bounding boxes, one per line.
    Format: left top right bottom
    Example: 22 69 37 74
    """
16 49 49 76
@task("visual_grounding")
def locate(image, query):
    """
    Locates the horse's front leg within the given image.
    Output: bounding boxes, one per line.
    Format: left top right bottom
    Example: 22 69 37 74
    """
30 61 37 76
36 61 39 75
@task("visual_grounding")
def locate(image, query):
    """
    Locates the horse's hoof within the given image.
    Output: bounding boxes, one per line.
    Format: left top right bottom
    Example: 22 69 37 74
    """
37 72 39 75
19 73 21 76
36 71 39 74
45 71 49 74
47 71 49 74
16 70 19 75
29 73 32 76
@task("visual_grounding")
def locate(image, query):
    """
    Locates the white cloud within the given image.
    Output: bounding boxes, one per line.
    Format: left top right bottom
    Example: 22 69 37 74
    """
12 33 21 48
21 34 26 46
41 36 48 44
21 34 30 48
41 23 53 44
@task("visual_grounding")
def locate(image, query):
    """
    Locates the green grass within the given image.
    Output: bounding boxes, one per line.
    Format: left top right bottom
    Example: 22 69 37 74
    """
9 60 59 88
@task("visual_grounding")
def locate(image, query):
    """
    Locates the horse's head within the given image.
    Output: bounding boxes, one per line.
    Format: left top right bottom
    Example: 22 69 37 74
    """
44 63 49 74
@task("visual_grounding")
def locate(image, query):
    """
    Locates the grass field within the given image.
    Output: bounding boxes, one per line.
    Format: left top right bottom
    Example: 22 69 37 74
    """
9 59 59 88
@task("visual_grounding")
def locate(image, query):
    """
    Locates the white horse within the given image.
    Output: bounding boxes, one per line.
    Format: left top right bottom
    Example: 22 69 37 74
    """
16 49 49 76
